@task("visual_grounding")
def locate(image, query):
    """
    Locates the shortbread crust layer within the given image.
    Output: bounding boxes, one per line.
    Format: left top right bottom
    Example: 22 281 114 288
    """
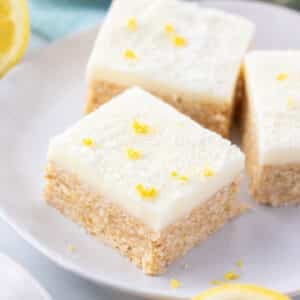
45 162 243 275
85 80 232 137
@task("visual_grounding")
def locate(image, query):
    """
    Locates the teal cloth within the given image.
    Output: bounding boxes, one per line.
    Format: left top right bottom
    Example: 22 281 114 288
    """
28 0 111 41
28 0 300 43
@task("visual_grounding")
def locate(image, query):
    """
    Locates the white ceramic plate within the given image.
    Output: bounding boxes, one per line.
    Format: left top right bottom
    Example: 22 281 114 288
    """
1 1 300 299
0 253 51 300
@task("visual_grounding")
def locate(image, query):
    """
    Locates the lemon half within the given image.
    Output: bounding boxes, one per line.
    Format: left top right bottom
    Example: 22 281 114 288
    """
192 284 291 300
0 0 30 77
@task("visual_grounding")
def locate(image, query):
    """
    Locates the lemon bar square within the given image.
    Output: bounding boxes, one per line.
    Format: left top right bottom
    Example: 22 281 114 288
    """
243 51 300 206
86 0 255 137
45 87 245 275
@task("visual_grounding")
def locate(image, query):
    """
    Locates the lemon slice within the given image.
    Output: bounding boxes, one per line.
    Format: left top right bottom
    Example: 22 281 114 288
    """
0 0 30 77
192 284 291 300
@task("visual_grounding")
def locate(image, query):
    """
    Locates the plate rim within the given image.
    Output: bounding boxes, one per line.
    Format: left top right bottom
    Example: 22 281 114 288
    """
1 0 300 298
0 253 52 300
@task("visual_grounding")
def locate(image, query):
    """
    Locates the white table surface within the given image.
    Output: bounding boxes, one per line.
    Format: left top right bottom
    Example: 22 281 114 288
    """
0 33 297 300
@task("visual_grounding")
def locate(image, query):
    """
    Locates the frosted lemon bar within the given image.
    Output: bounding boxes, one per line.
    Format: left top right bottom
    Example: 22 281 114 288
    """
243 51 300 206
45 87 245 275
86 0 255 137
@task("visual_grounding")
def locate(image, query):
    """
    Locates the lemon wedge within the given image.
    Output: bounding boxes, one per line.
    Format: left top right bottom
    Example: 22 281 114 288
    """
192 284 291 300
0 0 30 77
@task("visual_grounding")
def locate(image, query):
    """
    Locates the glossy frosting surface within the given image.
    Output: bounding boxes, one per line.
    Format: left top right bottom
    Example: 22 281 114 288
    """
245 51 300 165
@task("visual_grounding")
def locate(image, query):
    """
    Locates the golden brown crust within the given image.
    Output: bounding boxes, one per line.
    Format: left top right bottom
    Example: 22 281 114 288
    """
44 162 244 275
85 80 233 137
233 69 245 126
242 70 300 206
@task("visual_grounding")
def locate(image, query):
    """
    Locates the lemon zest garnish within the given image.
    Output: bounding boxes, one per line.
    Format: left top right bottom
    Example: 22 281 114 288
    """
236 260 243 268
224 271 240 281
123 49 136 60
203 166 214 177
276 73 288 81
211 280 225 286
170 278 181 289
0 18 15 54
82 137 94 147
132 119 149 134
179 175 189 182
172 35 187 47
170 171 189 182
287 97 294 109
170 170 178 177
164 23 175 34
126 148 141 160
136 184 157 200
67 244 76 253
127 17 137 31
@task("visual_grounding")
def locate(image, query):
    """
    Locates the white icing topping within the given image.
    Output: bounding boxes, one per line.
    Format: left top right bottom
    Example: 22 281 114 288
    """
245 51 300 165
87 0 254 104
48 88 244 231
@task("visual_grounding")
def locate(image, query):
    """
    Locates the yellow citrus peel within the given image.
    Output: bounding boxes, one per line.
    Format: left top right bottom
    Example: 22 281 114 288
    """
276 73 288 81
0 0 30 77
123 49 136 60
132 119 149 134
192 284 291 300
82 137 94 147
127 17 137 31
136 184 157 200
126 148 141 160
172 35 187 47
223 271 240 281
203 166 214 177
164 23 175 34
170 278 181 289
